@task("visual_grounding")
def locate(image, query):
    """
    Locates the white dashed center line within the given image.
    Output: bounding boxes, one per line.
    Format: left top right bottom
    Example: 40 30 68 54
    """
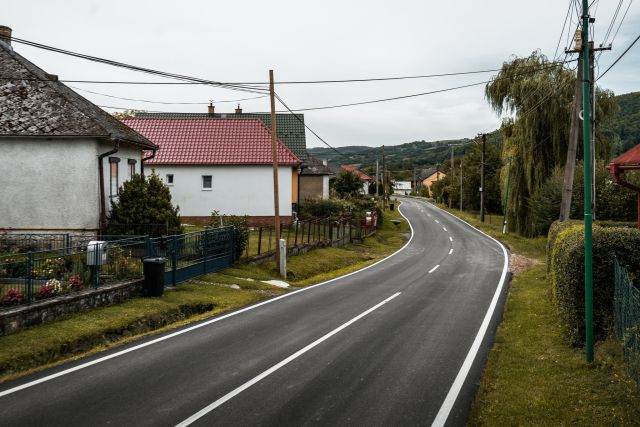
449 248 453 255
443 227 447 232
449 236 453 242
428 265 439 274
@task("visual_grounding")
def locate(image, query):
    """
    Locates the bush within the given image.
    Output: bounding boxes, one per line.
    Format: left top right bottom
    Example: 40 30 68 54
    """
107 173 182 236
2 288 24 306
549 224 640 345
210 212 248 261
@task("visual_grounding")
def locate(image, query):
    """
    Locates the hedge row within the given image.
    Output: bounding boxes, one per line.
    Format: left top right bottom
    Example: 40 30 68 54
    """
549 223 640 345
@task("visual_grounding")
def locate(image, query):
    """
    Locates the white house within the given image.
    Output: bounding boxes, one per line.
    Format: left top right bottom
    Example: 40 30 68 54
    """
123 117 301 226
0 26 157 233
393 181 413 195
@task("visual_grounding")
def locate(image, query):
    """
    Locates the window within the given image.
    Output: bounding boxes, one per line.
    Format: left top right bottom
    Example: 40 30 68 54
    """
128 159 137 178
166 174 174 185
202 175 212 190
109 157 120 197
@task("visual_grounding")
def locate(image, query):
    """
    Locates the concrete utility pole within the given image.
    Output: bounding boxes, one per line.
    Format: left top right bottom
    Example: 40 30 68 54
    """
459 160 463 212
376 158 380 198
436 164 440 204
382 145 387 208
480 134 486 223
559 51 583 222
269 70 281 268
449 145 454 209
590 41 596 221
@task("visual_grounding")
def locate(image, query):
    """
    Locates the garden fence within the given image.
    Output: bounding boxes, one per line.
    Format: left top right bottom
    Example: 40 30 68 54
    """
614 257 640 384
241 218 376 259
0 227 235 309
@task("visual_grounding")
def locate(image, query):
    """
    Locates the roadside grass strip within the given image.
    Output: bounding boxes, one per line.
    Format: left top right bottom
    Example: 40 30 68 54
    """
0 205 410 384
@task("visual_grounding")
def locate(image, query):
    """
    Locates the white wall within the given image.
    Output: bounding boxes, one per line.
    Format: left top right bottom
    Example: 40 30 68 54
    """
99 142 143 214
0 138 100 229
151 165 294 217
322 175 330 200
0 138 143 230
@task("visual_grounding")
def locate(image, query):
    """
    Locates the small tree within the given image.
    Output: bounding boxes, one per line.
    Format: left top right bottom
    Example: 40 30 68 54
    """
107 173 182 236
210 211 249 261
330 170 363 197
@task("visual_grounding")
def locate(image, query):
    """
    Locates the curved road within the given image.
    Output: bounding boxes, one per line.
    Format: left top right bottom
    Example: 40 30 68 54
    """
0 198 508 426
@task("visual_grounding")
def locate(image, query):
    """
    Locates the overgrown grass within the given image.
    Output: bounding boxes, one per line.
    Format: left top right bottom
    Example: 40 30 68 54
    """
426 202 640 425
0 202 409 383
469 264 640 425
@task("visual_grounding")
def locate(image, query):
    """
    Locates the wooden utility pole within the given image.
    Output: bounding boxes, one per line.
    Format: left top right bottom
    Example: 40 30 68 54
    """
382 145 386 208
449 145 455 208
269 70 281 266
480 134 486 223
560 55 583 221
459 159 463 212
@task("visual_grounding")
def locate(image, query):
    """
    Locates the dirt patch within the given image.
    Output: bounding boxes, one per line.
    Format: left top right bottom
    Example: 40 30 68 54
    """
509 254 541 275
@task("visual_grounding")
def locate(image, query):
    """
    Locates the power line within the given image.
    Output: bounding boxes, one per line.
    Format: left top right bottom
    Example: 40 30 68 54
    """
596 31 640 80
10 36 268 95
67 85 268 105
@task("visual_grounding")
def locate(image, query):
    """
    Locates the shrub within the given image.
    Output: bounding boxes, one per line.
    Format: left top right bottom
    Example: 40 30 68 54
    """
38 284 55 299
107 172 182 236
549 224 640 345
2 288 24 306
210 212 249 261
33 257 67 280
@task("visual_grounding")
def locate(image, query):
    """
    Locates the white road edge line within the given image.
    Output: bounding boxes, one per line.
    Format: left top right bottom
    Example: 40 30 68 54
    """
429 202 509 427
449 248 453 255
175 292 402 427
0 203 415 399
428 265 439 274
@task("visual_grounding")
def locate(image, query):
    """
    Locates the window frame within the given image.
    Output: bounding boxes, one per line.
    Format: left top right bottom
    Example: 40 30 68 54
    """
127 159 137 179
109 157 120 197
166 174 174 186
202 175 212 190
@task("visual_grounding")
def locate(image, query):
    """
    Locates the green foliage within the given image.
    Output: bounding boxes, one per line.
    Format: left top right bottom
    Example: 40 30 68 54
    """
210 212 248 261
549 224 640 345
602 91 640 157
107 173 182 236
528 167 564 236
486 51 616 236
299 197 379 223
330 171 364 197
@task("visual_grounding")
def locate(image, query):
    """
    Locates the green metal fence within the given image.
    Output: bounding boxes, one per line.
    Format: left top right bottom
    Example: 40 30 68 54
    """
614 257 640 383
0 228 235 309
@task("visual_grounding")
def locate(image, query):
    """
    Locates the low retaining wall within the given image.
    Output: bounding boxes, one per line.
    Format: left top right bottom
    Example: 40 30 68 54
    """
0 280 143 336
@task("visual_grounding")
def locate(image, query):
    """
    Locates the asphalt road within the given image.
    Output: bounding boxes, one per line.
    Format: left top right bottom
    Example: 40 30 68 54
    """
0 198 509 427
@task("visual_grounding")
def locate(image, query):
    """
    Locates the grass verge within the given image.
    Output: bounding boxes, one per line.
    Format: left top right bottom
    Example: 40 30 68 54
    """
0 202 408 384
425 202 640 425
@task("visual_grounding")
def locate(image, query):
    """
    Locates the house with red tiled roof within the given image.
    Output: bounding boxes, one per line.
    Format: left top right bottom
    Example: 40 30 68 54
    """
340 165 373 194
0 26 157 233
123 118 301 225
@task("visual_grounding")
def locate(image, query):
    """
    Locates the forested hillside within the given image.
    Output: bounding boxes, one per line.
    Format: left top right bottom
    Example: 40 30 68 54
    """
603 91 640 156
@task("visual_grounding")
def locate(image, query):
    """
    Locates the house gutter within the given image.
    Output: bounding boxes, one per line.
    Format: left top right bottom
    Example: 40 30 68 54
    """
98 139 120 234
141 149 156 176
607 163 640 228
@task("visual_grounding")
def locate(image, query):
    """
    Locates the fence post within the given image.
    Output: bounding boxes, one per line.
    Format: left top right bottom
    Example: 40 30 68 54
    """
27 251 33 304
229 227 236 265
257 227 263 255
65 233 70 254
202 230 208 275
307 221 312 244
93 245 100 289
171 235 178 286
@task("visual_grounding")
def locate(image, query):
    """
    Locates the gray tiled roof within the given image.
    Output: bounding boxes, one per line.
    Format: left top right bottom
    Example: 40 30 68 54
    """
135 112 307 160
0 40 156 149
300 156 334 175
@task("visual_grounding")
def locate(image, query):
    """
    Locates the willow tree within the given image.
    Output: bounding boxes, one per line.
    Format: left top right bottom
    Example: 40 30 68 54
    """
486 51 615 236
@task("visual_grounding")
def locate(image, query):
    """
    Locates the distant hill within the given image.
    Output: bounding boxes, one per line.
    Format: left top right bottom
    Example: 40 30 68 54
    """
603 91 640 156
307 131 501 180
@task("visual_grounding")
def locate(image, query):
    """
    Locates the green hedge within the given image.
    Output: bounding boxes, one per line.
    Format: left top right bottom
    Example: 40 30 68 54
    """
549 224 640 346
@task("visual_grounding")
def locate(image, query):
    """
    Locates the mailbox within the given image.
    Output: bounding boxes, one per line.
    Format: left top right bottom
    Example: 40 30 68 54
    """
87 241 108 266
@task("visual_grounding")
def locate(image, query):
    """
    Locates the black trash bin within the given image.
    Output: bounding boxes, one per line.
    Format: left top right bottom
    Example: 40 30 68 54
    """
389 203 395 211
143 257 167 297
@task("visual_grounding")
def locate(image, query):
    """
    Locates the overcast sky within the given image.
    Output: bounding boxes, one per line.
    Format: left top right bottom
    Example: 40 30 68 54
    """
4 0 639 148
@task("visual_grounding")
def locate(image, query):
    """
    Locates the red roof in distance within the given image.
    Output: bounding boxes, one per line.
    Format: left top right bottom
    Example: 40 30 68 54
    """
609 143 640 169
122 118 300 166
340 164 372 181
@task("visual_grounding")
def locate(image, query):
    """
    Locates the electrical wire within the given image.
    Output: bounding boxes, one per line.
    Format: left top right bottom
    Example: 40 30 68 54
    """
10 37 268 95
67 85 268 105
554 0 574 60
596 31 640 80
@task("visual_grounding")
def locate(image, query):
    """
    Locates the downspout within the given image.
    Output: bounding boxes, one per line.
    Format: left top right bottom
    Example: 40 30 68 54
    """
98 140 120 235
607 163 640 228
141 149 156 177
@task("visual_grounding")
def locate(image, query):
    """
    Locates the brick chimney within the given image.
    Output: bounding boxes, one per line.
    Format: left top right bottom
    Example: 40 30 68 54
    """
235 104 242 114
207 103 215 114
0 26 12 46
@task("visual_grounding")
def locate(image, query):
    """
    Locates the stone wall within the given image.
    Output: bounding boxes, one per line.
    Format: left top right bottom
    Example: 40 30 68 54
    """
0 280 143 336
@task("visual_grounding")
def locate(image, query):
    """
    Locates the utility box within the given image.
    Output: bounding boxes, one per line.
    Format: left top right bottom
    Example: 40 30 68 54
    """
143 257 167 297
87 241 108 266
